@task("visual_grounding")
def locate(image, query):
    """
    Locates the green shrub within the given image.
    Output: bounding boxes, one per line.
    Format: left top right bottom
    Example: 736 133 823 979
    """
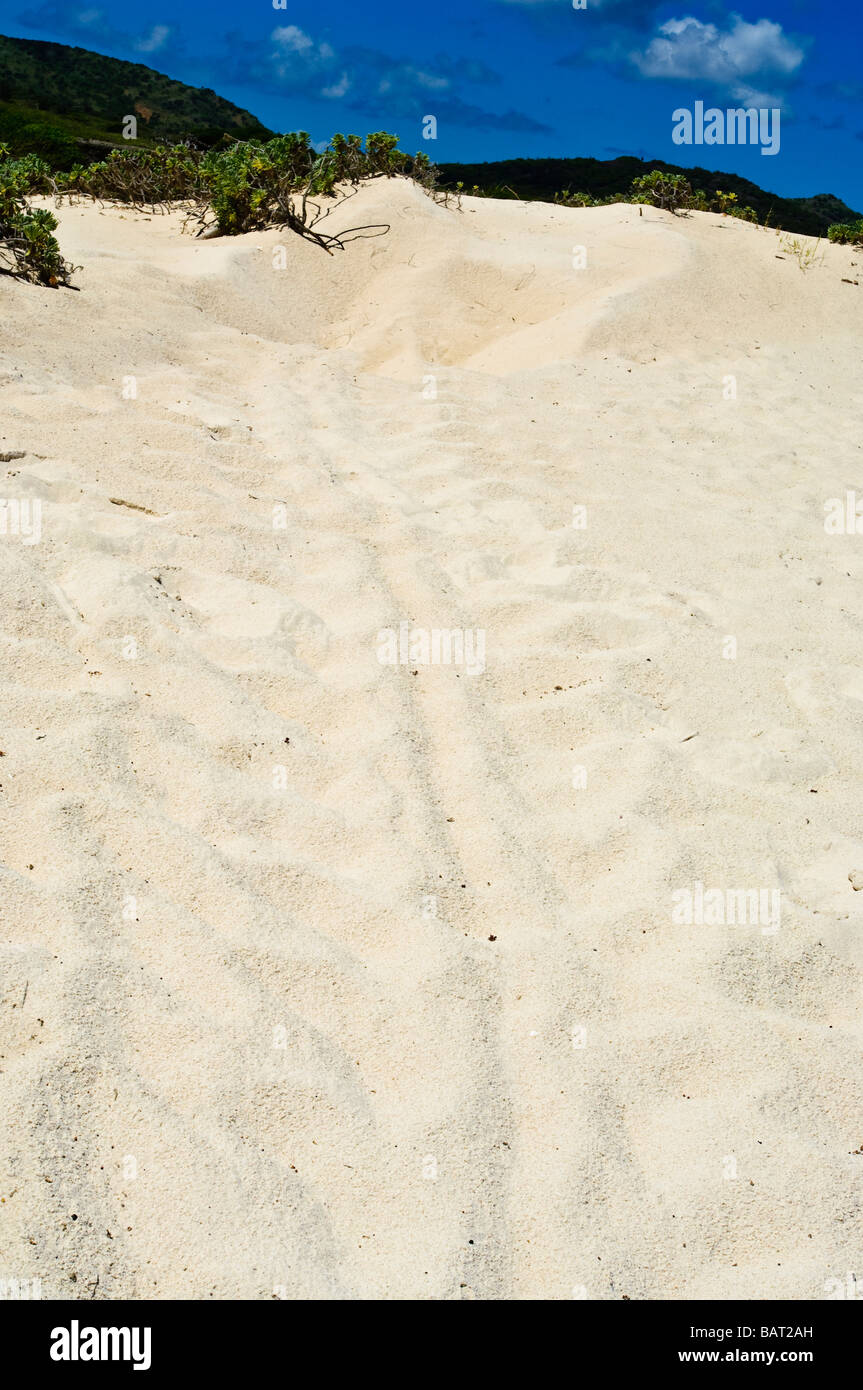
199 140 271 233
4 150 52 194
0 143 74 285
630 170 693 212
196 132 433 238
550 176 763 226
55 131 436 243
359 131 406 175
57 143 203 205
624 172 763 224
706 190 757 221
554 188 599 208
827 219 863 245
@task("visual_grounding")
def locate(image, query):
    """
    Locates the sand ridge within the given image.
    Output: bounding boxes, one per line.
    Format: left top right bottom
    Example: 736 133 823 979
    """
1 179 862 1299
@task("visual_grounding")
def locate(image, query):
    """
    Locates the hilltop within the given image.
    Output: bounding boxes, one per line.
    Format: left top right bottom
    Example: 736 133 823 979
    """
0 34 273 165
438 154 862 239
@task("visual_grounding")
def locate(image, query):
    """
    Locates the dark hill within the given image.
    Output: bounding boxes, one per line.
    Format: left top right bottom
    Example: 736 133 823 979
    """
0 33 273 165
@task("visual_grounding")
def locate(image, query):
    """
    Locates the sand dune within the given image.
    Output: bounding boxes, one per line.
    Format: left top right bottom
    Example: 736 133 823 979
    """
1 179 862 1299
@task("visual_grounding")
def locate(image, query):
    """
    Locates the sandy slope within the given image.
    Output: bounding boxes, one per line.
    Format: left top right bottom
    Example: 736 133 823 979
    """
1 179 862 1300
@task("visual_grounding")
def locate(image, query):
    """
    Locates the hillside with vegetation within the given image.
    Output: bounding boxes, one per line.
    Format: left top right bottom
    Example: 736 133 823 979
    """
3 34 862 288
1 34 859 241
437 155 862 239
0 34 273 167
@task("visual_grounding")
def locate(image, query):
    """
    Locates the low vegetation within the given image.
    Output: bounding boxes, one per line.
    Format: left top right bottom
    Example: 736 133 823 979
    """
827 218 863 246
777 232 825 272
56 131 435 245
5 128 858 291
552 170 759 221
437 154 862 239
4 130 437 285
0 144 74 285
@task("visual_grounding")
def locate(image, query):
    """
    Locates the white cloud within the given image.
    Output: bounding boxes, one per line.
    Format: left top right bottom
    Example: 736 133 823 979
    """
731 83 783 109
378 64 449 97
272 25 315 54
632 14 804 86
321 72 350 99
270 24 336 83
134 24 171 55
414 70 450 91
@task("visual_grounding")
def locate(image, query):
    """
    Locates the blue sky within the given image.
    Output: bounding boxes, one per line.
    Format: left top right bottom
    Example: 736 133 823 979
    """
2 0 862 207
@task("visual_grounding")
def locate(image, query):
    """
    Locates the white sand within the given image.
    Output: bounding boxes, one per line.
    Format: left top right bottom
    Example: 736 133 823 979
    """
1 180 862 1300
